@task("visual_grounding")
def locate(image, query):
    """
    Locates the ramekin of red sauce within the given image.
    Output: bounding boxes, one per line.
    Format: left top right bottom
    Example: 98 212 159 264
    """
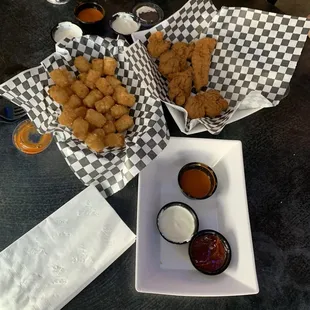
74 2 105 28
178 162 217 200
189 230 231 275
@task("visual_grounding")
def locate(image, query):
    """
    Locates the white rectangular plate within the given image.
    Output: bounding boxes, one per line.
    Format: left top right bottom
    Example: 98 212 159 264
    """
136 137 259 296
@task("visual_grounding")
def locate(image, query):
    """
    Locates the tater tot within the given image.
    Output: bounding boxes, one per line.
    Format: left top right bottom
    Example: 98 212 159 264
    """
106 76 122 89
85 132 105 152
95 78 114 96
58 108 77 127
74 56 91 73
50 69 73 87
85 69 101 89
95 96 115 113
110 104 129 119
49 85 69 105
114 115 134 133
104 133 125 147
71 80 89 99
91 59 104 73
67 94 82 109
103 120 116 134
112 85 127 102
114 89 136 107
64 86 74 97
78 73 87 83
75 106 87 118
72 117 89 140
105 112 114 121
85 109 106 128
83 89 103 108
92 128 105 139
103 57 117 76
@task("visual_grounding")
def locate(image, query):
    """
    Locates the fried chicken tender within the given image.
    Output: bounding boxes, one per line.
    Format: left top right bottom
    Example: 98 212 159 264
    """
72 117 89 140
103 57 117 76
104 133 125 148
110 104 129 119
184 89 228 119
168 67 193 106
85 132 105 152
83 89 103 108
49 85 69 105
58 107 77 127
67 94 82 109
74 56 91 73
85 69 101 89
158 50 187 77
192 37 217 91
103 120 116 134
50 69 74 88
106 76 122 89
172 42 195 60
95 96 115 113
71 80 89 99
95 78 114 96
147 31 171 58
85 109 106 128
113 86 135 107
114 115 134 133
91 59 104 73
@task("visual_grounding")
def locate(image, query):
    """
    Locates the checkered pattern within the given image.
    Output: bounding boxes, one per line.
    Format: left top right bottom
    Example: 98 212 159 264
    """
0 35 169 198
132 0 310 134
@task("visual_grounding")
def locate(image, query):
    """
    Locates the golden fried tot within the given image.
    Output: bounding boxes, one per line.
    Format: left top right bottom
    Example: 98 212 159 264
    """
92 128 105 139
85 109 106 128
85 132 105 152
105 112 114 121
95 96 115 113
103 120 116 134
83 89 103 108
110 104 129 119
103 57 117 76
72 117 89 140
71 80 89 99
91 59 104 73
58 108 77 127
95 78 114 96
63 86 74 97
78 72 87 83
104 133 125 148
49 85 69 105
67 94 82 109
74 56 91 73
114 88 135 107
114 114 134 133
74 106 87 118
85 69 101 89
50 69 73 88
106 76 122 89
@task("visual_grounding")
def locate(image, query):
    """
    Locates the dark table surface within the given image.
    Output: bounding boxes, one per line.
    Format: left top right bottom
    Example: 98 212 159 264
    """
1 0 310 309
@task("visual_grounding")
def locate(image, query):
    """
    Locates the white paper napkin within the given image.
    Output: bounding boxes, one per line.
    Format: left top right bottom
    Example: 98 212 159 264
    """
0 185 136 310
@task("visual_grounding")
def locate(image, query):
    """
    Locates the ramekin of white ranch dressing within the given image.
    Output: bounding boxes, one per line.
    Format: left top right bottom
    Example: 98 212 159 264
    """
51 22 83 43
157 202 199 244
110 12 141 35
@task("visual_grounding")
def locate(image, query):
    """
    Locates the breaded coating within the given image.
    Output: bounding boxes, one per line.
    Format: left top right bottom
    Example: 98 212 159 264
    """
95 96 115 113
95 78 114 96
147 31 171 58
74 56 91 73
114 115 134 133
72 117 89 140
71 80 89 99
158 50 187 77
83 89 103 108
85 109 107 128
172 42 195 60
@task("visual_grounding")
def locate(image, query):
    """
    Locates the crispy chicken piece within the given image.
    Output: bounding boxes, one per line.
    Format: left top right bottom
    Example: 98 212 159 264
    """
172 42 195 60
158 50 187 78
147 31 171 58
191 37 217 92
168 68 193 106
184 89 228 119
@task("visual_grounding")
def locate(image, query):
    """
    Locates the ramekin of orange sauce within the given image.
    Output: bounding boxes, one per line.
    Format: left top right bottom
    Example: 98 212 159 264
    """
74 2 105 24
178 162 217 199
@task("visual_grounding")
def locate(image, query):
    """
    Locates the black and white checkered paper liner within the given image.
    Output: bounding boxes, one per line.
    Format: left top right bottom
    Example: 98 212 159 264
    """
0 35 169 198
131 0 310 134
